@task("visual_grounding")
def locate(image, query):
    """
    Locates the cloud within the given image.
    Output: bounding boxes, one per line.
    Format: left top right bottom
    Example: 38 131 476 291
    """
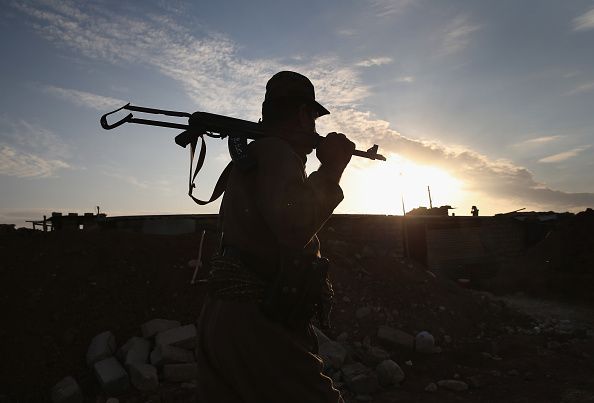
441 15 481 55
318 109 594 211
102 170 172 193
14 0 594 212
538 146 591 163
369 0 415 18
566 81 594 96
14 1 368 116
43 85 125 111
336 29 356 36
0 118 71 177
513 135 564 147
572 7 594 31
355 57 393 67
0 145 70 177
395 76 415 83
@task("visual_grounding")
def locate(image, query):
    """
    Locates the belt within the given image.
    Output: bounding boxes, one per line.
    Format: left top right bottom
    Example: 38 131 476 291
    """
207 249 269 301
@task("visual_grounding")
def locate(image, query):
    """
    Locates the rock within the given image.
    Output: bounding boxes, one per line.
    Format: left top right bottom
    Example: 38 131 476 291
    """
313 326 332 346
93 357 130 395
375 360 405 386
163 363 199 382
377 326 414 350
415 331 436 353
341 362 369 383
128 363 159 391
341 362 378 394
319 341 348 370
336 332 349 343
468 375 486 388
155 324 197 349
356 307 372 320
150 344 196 367
424 382 438 392
51 376 83 403
123 337 151 367
437 379 468 391
86 331 116 367
361 346 390 367
141 319 181 338
347 373 379 395
181 381 198 389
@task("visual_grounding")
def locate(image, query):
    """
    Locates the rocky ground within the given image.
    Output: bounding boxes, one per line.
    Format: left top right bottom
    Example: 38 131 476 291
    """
1 217 593 403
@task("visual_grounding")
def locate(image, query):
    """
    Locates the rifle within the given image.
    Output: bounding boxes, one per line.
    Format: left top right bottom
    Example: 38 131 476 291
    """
100 103 386 204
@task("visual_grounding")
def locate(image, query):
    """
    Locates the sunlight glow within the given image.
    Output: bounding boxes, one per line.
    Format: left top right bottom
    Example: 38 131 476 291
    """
340 154 464 215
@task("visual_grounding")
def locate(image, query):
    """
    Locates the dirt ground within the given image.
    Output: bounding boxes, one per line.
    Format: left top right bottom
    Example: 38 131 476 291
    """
1 217 593 402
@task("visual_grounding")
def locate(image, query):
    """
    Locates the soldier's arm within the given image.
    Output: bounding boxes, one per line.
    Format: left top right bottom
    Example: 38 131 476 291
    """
255 138 344 251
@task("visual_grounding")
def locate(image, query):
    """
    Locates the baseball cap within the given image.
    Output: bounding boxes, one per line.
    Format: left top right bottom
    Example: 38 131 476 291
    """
264 71 330 117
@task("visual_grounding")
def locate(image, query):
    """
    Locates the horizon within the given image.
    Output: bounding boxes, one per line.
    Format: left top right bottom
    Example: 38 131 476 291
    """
2 1 594 227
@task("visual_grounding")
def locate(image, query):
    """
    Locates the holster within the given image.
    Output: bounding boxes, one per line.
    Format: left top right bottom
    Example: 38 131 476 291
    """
260 254 332 330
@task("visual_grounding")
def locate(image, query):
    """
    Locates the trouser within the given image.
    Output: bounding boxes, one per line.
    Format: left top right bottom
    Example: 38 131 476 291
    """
195 296 343 403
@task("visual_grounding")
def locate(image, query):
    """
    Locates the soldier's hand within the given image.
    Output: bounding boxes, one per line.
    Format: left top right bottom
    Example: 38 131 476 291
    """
316 132 355 180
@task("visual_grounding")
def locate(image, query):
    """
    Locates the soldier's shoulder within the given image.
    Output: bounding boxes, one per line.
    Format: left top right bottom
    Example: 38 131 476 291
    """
251 136 295 157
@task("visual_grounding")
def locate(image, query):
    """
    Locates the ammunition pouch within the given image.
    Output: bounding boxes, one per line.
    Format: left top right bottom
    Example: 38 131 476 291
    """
260 254 333 330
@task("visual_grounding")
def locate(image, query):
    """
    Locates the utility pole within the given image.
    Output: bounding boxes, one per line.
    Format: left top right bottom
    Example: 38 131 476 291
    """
427 186 433 209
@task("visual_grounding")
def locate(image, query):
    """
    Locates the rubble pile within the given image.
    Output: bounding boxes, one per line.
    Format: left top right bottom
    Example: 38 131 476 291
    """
53 319 199 402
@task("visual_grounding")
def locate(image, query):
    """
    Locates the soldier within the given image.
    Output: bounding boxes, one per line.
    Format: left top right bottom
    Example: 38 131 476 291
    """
195 71 355 402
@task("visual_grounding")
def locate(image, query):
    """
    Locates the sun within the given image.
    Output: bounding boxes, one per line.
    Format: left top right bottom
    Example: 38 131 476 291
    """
338 154 464 215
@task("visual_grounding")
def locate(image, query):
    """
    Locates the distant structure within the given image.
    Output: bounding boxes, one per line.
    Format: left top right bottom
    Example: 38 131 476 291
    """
27 211 107 231
471 205 479 217
407 205 454 216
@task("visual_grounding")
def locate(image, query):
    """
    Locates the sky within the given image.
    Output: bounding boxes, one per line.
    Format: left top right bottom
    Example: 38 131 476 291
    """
1 0 594 226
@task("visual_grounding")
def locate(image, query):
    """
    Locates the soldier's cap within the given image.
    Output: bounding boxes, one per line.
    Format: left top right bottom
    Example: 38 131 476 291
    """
264 71 330 117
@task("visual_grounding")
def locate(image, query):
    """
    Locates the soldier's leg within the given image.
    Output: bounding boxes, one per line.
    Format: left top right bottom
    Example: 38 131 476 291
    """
199 299 343 403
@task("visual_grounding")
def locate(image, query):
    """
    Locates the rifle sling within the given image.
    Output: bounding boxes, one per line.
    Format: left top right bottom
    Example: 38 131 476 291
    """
187 134 232 206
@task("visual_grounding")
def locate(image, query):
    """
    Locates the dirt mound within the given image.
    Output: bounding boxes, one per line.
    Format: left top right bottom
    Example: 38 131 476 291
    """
1 223 593 402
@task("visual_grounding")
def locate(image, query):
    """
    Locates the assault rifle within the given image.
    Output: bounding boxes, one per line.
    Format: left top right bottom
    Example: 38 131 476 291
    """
100 103 386 204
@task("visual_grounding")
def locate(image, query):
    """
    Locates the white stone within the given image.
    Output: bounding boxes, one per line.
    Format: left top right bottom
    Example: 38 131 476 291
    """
141 318 181 338
356 306 372 319
347 373 379 395
155 324 196 349
86 331 116 367
362 346 390 367
124 337 151 367
377 326 414 350
51 376 83 403
341 362 369 383
336 332 349 342
128 363 159 391
415 331 436 353
375 360 405 386
437 379 469 391
150 344 195 367
163 363 199 382
116 336 143 361
318 341 347 370
312 326 332 346
93 357 130 395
